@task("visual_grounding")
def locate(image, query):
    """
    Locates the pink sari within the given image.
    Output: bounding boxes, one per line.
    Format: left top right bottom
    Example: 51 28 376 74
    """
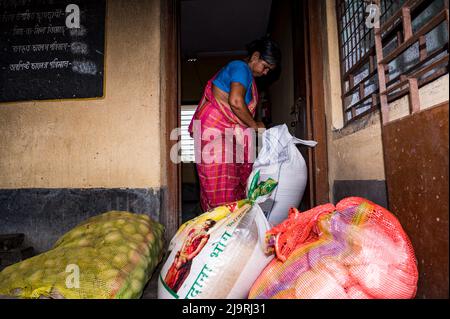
188 73 258 211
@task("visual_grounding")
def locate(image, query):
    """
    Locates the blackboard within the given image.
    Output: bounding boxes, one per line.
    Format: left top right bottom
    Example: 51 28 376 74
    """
0 0 106 103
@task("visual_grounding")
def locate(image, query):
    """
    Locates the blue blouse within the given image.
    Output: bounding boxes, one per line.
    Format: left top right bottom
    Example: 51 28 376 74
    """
212 60 253 105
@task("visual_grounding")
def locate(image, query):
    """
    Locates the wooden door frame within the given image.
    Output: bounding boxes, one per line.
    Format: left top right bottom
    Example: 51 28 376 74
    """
292 0 315 210
306 0 329 205
293 0 329 206
160 0 180 241
160 0 330 239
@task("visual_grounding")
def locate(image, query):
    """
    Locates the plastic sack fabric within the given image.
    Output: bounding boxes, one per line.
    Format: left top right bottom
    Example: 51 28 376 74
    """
0 211 164 299
158 172 277 299
249 197 418 299
247 124 317 226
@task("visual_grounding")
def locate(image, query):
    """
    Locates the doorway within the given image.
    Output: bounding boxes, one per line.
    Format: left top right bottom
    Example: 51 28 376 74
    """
162 0 329 236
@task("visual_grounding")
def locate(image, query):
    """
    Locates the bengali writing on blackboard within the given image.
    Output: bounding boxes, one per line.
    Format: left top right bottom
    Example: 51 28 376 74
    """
2 8 66 23
0 0 105 101
2 7 86 74
0 0 57 9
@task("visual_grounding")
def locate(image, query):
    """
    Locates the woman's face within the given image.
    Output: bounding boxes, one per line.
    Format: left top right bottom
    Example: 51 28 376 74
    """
249 52 276 77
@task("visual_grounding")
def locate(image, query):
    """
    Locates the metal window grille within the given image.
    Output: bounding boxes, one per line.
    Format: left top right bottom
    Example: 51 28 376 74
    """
337 0 404 124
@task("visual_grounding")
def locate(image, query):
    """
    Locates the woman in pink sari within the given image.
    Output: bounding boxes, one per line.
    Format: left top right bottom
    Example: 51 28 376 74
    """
188 37 281 211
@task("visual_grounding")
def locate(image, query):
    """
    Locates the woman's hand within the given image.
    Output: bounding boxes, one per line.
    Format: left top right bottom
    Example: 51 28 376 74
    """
250 121 265 131
255 121 266 129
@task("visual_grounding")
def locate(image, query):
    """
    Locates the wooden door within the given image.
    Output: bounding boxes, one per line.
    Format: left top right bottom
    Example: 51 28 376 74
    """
382 102 449 298
291 0 330 210
373 1 449 297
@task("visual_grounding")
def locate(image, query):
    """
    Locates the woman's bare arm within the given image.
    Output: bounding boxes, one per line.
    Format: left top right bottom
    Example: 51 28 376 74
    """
213 83 264 129
228 82 261 129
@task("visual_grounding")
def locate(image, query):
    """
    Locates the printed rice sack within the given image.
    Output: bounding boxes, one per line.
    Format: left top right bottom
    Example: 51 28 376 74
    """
158 172 277 299
0 211 164 299
249 197 418 299
247 124 317 226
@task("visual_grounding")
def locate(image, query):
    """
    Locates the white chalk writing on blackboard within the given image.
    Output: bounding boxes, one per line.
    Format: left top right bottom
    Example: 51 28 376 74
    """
12 42 70 53
49 58 70 69
9 58 70 72
70 42 88 55
12 25 66 36
9 60 30 71
11 45 30 53
1 9 65 23
72 60 96 75
69 25 87 37
0 0 55 10
1 0 105 102
31 62 50 70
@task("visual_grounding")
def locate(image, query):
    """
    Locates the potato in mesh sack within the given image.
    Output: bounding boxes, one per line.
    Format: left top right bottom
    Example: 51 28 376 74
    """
0 211 164 299
249 197 418 299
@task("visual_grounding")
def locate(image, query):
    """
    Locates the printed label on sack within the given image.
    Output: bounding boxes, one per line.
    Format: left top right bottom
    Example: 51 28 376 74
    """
159 204 250 299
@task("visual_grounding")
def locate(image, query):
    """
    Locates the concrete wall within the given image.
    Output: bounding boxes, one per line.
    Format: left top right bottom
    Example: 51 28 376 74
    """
0 0 162 189
0 0 164 252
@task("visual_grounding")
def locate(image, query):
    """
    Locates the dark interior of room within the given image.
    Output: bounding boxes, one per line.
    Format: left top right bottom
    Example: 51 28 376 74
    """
179 0 311 222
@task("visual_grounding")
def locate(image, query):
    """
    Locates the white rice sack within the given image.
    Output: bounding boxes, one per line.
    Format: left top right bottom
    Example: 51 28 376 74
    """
158 200 273 299
248 124 317 226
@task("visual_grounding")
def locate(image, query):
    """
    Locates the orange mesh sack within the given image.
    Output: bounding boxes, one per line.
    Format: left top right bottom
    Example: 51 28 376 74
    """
249 197 418 299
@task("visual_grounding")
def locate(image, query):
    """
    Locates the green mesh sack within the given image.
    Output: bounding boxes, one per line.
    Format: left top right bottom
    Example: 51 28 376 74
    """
0 211 164 299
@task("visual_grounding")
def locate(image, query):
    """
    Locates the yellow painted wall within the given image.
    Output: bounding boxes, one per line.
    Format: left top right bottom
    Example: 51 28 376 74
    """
387 74 449 122
329 114 386 181
0 0 162 189
323 0 386 197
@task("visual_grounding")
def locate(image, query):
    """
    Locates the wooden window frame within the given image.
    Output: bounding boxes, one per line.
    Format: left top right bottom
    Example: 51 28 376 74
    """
374 0 449 124
336 0 392 125
336 0 449 126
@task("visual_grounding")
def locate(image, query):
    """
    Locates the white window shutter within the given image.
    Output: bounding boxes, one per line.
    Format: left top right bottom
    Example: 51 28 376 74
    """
180 105 197 163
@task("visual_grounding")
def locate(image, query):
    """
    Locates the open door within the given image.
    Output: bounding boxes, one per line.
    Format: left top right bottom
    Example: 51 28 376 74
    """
382 102 449 298
163 0 330 238
267 0 329 211
292 0 329 209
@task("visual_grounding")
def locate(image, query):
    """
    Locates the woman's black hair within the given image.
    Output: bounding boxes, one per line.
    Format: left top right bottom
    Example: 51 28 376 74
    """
246 36 281 66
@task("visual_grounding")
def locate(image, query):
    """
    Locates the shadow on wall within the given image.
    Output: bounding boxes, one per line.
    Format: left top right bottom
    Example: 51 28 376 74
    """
333 180 388 208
